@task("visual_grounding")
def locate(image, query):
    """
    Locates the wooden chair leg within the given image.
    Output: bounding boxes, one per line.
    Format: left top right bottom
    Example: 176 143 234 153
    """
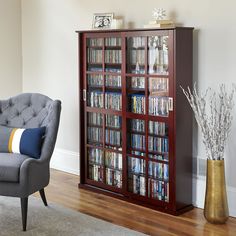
21 197 28 231
39 188 48 206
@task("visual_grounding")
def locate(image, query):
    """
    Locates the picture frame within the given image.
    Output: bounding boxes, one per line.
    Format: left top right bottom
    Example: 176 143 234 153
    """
92 13 114 29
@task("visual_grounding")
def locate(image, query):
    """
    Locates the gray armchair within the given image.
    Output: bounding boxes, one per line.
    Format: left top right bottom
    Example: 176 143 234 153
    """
0 93 61 231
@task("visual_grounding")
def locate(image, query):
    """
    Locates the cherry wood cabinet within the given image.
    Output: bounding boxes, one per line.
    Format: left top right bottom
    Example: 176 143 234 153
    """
76 27 193 215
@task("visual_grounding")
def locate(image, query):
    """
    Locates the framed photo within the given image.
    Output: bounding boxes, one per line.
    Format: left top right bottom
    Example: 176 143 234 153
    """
92 13 113 29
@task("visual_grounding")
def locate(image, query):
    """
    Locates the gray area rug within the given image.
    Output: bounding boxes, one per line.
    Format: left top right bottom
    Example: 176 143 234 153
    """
0 196 146 236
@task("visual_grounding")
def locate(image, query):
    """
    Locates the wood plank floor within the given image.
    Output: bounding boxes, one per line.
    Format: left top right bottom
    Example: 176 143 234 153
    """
34 169 236 236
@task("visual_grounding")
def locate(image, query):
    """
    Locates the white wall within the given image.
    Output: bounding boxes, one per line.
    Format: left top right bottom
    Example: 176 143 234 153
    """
0 0 22 98
21 0 236 216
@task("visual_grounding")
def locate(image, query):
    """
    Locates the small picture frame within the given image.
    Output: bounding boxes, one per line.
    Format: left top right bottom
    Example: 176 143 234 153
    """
92 13 114 29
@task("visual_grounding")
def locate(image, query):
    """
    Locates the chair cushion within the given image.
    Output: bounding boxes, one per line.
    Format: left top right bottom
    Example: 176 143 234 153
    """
0 153 29 182
0 125 46 159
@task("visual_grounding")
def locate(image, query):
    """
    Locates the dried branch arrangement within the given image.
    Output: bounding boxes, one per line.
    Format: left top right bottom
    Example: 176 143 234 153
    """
181 84 236 160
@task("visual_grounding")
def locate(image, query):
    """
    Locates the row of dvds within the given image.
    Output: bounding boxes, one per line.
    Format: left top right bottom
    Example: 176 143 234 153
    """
129 49 145 65
149 121 167 136
89 164 103 182
105 68 121 73
149 96 169 116
149 77 168 95
128 37 145 48
148 161 169 180
106 114 122 128
105 129 122 146
87 48 103 63
128 175 145 196
128 157 145 175
106 75 121 87
129 94 145 114
87 127 103 144
105 92 122 110
105 50 122 64
105 37 121 46
87 112 103 126
148 136 168 153
105 151 122 169
106 168 122 188
149 154 168 162
88 148 103 165
130 76 145 89
87 75 122 88
87 74 103 86
130 134 145 150
148 178 169 202
88 164 122 188
87 38 103 47
130 119 145 132
87 91 103 108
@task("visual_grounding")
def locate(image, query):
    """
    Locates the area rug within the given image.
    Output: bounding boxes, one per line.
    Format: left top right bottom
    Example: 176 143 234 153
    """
0 196 146 236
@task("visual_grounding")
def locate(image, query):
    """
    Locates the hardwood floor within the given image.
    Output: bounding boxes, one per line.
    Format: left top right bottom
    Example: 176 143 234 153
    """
34 169 236 236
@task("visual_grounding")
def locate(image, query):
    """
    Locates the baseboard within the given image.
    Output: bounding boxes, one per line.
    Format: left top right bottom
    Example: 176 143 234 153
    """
50 148 80 175
193 175 236 217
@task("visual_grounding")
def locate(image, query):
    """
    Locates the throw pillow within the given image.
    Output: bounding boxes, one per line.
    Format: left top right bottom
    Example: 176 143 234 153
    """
0 125 46 159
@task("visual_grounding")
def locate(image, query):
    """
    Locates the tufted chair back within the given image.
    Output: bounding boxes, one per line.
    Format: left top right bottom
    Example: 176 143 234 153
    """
0 93 61 161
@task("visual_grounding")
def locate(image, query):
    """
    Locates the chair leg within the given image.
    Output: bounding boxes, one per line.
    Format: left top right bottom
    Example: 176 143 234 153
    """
39 188 48 206
21 197 28 231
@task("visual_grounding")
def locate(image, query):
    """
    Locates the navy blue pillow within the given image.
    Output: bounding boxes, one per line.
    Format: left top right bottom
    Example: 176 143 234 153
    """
0 126 46 159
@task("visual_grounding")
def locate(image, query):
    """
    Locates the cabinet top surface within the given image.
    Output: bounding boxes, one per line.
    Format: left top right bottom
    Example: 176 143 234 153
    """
76 27 194 34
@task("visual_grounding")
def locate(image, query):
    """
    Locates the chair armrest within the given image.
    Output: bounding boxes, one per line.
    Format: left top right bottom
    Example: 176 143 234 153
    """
19 158 50 196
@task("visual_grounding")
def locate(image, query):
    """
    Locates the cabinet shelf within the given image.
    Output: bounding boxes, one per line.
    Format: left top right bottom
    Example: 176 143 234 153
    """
78 27 193 215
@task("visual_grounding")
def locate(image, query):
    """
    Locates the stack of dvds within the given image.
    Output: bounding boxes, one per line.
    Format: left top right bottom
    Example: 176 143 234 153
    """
105 151 122 169
105 50 122 63
87 48 103 63
106 114 122 129
89 165 103 182
130 134 145 150
148 161 169 181
130 77 145 89
149 96 169 116
87 38 103 47
87 127 102 144
88 148 103 165
129 37 145 48
131 119 145 132
106 168 122 188
105 129 121 146
87 91 103 108
88 112 103 126
87 74 103 87
149 154 168 162
105 75 121 88
105 37 121 46
149 121 167 136
148 179 169 202
129 94 145 114
105 92 122 110
148 136 168 153
128 157 145 174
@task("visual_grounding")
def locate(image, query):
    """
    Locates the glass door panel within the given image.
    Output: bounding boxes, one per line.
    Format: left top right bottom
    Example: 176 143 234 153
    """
126 76 145 114
127 118 145 156
128 156 146 196
105 114 122 151
105 151 122 188
127 37 145 74
105 37 122 73
148 120 169 202
148 36 168 75
148 77 169 116
86 38 103 72
88 147 104 182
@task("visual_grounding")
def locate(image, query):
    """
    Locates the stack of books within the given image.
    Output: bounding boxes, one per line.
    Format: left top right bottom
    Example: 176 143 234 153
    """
144 20 174 29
